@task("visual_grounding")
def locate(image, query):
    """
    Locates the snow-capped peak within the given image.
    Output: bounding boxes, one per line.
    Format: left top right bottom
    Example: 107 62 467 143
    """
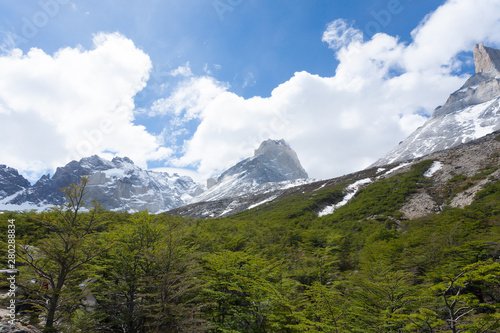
373 44 500 166
192 139 310 203
0 156 199 213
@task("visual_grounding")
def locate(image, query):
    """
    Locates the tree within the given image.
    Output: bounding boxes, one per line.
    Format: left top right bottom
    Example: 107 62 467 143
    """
344 262 422 332
143 215 207 332
201 250 293 332
431 260 500 333
90 212 207 332
293 281 347 333
94 211 162 333
18 177 108 332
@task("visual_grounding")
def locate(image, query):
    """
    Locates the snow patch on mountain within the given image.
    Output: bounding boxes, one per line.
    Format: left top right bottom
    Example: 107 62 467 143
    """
0 188 52 211
424 161 443 178
455 100 499 140
318 178 372 217
380 163 411 177
247 195 279 210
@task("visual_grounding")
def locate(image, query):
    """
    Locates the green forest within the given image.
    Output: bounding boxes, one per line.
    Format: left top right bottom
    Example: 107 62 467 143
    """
1 160 499 332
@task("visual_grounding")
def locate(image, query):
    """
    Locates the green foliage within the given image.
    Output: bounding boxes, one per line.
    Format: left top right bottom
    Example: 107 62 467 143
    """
449 174 468 183
471 165 499 181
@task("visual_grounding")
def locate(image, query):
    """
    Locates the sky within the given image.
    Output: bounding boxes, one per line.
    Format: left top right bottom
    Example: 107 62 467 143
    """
1 0 500 184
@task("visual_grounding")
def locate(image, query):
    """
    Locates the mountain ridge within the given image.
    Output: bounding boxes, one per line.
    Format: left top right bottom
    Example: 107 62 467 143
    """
0 155 200 212
373 44 500 166
474 43 500 76
0 140 310 213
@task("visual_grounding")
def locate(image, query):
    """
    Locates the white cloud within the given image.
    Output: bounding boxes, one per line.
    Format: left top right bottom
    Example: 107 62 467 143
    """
150 167 205 183
0 32 166 182
151 76 228 119
157 0 500 181
169 61 194 77
322 19 363 50
3 0 500 185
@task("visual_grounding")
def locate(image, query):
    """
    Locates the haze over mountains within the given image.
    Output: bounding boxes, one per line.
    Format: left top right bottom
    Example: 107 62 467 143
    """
1 44 500 215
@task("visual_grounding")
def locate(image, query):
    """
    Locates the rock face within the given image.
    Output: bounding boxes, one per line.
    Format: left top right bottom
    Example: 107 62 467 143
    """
0 315 41 332
474 43 500 76
0 165 31 200
374 44 500 166
221 139 308 184
192 139 310 203
0 156 199 212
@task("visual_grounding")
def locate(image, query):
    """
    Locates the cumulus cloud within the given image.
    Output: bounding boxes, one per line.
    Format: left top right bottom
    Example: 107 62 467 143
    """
0 32 168 182
3 0 499 185
158 0 500 180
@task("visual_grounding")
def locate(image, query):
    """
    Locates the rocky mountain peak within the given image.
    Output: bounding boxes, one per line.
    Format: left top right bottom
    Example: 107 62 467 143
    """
252 139 308 178
254 139 289 155
111 156 135 166
474 43 500 76
79 155 113 170
0 165 31 199
194 139 309 204
0 156 199 212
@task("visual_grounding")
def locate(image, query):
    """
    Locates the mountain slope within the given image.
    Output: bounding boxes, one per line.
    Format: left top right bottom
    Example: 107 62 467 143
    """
170 130 500 219
0 165 31 200
374 44 500 166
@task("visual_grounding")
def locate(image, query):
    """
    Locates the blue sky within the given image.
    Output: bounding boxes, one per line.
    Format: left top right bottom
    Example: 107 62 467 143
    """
2 0 442 97
1 0 499 183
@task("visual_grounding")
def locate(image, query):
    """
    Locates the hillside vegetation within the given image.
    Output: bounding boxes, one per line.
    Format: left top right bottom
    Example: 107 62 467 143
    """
1 159 500 332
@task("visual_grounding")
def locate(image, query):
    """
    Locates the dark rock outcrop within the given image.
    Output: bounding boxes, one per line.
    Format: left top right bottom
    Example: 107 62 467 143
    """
0 166 31 200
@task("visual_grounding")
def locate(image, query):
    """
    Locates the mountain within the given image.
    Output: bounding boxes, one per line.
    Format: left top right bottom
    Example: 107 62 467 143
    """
374 44 500 166
170 177 315 218
0 156 200 212
167 139 313 218
191 139 310 204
